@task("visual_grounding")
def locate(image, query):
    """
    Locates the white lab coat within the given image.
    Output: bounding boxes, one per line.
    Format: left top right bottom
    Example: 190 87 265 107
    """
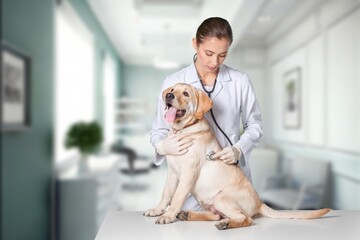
150 62 263 210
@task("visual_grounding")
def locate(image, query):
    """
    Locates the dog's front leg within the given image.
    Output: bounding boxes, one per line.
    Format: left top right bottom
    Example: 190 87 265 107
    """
144 169 179 217
156 173 197 224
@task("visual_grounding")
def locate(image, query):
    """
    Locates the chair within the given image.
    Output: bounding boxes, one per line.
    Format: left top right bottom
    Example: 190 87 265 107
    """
249 148 280 192
111 144 150 191
259 157 331 210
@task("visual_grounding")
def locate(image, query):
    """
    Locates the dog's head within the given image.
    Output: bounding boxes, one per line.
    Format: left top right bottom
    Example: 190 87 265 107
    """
162 83 213 128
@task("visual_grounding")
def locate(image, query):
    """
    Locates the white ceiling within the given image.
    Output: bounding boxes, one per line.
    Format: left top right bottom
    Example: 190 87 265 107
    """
87 0 312 67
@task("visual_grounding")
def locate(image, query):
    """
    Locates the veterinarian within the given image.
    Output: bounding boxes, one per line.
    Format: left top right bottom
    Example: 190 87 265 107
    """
150 17 263 211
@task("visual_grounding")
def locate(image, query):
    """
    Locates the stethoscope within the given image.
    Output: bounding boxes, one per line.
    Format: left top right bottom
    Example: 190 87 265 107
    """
193 54 233 147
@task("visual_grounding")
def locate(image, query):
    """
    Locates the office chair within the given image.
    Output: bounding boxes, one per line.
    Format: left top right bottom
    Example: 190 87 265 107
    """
111 144 150 191
259 157 331 210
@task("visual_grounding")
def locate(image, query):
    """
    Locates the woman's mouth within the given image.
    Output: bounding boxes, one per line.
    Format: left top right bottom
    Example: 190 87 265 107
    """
208 66 218 72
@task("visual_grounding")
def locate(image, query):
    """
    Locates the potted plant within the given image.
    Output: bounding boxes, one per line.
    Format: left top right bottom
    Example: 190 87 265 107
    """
64 121 103 170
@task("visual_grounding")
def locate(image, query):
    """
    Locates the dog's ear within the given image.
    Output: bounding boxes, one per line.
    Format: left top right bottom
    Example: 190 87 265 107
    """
162 86 173 101
195 89 213 119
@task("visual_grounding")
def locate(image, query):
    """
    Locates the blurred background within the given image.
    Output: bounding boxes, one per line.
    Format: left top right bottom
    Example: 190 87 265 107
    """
1 0 360 239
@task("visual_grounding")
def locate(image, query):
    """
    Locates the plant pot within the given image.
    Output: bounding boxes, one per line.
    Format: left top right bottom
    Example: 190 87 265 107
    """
78 154 90 174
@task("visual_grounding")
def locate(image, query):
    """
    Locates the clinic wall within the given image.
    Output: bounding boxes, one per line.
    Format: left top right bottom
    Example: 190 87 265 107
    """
265 0 360 209
119 65 181 156
123 64 179 115
1 0 54 239
1 1 124 239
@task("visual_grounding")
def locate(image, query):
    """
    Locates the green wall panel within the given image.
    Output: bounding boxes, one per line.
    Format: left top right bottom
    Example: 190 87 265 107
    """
1 0 54 239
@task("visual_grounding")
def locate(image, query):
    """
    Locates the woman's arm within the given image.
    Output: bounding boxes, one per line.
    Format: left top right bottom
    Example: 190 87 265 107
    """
149 78 171 166
234 74 263 163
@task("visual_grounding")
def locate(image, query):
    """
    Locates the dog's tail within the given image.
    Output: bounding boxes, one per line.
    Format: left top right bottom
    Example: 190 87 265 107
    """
259 204 331 219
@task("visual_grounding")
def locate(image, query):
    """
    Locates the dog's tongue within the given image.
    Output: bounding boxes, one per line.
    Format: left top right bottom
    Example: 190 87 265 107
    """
165 106 177 123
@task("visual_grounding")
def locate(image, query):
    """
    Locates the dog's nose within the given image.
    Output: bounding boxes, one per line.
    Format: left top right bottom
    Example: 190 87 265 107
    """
166 92 174 101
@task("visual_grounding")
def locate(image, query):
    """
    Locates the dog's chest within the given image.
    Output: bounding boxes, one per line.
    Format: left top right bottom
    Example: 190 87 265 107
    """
166 150 200 167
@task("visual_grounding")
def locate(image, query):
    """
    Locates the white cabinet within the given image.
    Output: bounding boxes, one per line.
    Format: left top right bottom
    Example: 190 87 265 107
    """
56 155 121 240
115 97 155 158
115 97 148 135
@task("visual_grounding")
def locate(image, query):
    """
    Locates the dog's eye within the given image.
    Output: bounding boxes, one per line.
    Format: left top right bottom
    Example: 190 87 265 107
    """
183 92 189 97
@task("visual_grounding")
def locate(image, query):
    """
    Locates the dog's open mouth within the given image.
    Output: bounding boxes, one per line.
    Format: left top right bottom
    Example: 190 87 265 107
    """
164 103 186 122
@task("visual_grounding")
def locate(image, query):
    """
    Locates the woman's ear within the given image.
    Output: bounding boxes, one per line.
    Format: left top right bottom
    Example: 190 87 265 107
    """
195 89 213 119
192 37 198 50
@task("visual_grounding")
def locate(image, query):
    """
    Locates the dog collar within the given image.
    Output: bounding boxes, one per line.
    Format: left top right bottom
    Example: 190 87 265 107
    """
172 118 199 134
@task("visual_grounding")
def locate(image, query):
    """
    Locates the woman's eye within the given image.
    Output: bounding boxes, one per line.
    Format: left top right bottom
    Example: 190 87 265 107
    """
183 92 189 97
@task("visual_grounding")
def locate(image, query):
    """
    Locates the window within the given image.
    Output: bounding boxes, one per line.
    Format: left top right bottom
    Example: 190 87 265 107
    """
103 54 116 148
55 2 95 163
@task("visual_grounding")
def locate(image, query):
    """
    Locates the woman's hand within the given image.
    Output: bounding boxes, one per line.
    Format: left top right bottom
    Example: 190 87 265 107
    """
155 133 193 156
212 146 242 165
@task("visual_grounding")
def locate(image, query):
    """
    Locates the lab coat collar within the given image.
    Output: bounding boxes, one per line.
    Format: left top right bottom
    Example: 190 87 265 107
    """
186 63 231 99
185 63 199 84
217 64 232 83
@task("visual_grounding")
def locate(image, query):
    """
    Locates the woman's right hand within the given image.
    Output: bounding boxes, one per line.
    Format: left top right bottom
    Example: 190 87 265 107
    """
155 133 193 156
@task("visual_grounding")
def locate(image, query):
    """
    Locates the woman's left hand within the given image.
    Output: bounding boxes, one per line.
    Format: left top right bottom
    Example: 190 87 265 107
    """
212 146 242 165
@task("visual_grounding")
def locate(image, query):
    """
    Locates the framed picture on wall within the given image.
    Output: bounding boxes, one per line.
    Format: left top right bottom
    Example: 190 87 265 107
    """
1 41 31 131
283 67 301 129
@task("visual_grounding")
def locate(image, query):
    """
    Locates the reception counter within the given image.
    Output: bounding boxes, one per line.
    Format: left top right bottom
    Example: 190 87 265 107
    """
96 210 360 240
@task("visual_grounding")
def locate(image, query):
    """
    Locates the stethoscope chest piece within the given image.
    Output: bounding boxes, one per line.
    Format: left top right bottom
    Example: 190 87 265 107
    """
206 150 216 161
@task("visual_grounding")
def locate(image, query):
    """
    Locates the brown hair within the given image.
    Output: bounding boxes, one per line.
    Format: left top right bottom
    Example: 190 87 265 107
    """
196 17 233 45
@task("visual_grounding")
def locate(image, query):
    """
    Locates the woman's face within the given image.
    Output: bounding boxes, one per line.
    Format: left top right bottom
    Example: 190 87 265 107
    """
193 37 230 75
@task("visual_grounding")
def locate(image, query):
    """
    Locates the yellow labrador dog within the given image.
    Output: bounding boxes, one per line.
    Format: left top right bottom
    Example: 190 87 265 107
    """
144 83 330 230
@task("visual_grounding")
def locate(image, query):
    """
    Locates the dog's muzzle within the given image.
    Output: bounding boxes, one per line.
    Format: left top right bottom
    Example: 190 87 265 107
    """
166 92 174 102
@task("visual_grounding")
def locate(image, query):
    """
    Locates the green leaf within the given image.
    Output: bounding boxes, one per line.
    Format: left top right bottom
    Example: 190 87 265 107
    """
64 121 103 155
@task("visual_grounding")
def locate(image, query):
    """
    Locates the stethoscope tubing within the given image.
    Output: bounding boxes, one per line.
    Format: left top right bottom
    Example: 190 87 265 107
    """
193 54 233 146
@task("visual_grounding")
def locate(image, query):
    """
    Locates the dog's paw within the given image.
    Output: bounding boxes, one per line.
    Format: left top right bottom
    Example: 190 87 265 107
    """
143 208 164 217
215 220 229 230
155 214 176 224
176 211 189 221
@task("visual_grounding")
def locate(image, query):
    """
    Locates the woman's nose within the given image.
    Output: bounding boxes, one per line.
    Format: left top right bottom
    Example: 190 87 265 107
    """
211 56 219 66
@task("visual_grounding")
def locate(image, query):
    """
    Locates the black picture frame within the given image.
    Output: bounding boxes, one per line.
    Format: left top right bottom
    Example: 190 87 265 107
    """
1 41 31 131
283 67 301 129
